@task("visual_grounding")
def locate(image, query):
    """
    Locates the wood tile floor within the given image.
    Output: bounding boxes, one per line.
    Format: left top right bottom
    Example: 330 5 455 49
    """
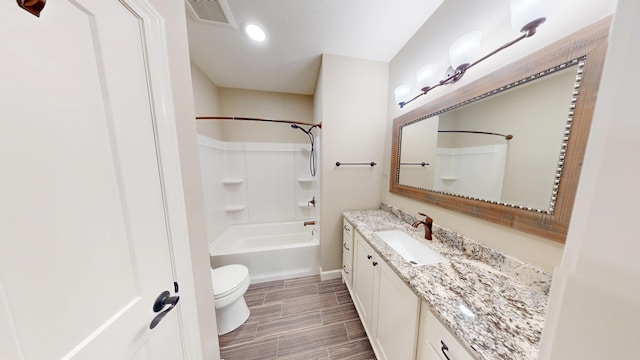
218 275 377 360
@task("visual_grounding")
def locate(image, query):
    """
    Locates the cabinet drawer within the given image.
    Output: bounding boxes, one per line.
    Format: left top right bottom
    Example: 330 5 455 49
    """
342 253 353 288
342 253 352 274
343 219 354 238
342 232 353 253
422 308 475 360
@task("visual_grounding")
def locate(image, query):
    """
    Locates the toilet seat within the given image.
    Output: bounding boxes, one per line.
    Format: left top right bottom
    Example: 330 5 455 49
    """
211 264 249 300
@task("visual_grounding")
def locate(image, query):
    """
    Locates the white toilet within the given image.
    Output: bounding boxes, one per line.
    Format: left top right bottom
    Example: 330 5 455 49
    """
211 264 251 335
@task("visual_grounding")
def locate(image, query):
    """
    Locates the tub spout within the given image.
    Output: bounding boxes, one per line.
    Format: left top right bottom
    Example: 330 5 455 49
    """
412 212 433 240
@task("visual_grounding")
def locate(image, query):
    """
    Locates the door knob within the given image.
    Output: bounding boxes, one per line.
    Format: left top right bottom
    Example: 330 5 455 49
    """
150 290 180 329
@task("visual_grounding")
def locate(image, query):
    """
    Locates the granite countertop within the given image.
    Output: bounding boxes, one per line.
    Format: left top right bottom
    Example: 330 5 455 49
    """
343 207 552 360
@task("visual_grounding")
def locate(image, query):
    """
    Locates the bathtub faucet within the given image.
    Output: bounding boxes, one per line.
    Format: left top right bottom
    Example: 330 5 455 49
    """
304 221 316 226
412 212 433 240
308 196 316 207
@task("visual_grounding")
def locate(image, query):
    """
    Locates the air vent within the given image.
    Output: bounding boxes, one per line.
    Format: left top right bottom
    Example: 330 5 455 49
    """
186 0 236 26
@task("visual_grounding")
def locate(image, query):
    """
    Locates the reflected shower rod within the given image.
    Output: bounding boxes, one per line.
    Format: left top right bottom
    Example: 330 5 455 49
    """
196 116 321 129
438 130 513 140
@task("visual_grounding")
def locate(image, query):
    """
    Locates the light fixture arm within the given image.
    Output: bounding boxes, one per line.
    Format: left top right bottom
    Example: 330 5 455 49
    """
399 17 545 108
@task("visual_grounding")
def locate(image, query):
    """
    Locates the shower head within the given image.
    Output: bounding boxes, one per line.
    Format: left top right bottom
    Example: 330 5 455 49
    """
291 123 310 135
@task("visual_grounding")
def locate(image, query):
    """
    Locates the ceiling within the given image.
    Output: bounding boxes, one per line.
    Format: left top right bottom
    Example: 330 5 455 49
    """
186 0 444 95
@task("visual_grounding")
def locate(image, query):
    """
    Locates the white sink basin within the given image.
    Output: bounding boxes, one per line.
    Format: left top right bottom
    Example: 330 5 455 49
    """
375 230 448 266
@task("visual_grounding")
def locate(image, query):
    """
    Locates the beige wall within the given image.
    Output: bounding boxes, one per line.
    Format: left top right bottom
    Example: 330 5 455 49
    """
398 116 438 189
435 68 576 209
192 62 223 140
318 54 389 272
218 88 314 143
540 0 639 357
191 71 314 144
148 1 219 358
385 0 617 272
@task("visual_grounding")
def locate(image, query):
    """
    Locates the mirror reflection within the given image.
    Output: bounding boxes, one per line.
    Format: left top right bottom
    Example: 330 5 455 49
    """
398 64 580 212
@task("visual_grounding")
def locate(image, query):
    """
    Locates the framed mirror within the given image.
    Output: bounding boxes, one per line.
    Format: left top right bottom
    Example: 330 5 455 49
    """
390 17 611 242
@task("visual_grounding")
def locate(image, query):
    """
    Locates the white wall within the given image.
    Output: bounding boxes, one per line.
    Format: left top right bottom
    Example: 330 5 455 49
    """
539 0 639 357
385 0 617 272
318 54 389 272
147 1 219 358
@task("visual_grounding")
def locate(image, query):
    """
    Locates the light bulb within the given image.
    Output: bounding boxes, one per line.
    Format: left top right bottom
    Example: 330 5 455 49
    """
416 64 440 90
449 31 482 70
394 84 411 105
511 0 550 33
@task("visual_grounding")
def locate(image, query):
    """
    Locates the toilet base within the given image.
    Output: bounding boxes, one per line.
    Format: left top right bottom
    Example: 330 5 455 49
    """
216 296 250 335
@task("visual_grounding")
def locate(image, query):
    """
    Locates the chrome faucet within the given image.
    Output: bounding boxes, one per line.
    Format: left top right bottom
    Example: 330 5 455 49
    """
412 212 433 240
308 196 316 207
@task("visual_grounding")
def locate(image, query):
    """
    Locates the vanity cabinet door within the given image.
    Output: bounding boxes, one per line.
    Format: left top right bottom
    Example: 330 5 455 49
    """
353 231 378 333
419 341 442 360
418 304 475 360
374 258 420 360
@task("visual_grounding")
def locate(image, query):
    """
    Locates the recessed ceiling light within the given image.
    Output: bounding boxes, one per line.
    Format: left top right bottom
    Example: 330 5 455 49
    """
244 24 266 42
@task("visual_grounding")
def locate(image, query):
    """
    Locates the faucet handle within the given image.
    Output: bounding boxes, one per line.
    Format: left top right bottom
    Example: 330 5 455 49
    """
417 212 434 240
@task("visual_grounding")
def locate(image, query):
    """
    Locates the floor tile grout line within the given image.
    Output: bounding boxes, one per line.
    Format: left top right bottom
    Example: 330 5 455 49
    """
221 277 372 359
255 323 326 343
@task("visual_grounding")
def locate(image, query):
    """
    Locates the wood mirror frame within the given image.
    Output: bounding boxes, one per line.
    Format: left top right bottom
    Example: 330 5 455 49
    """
389 17 611 242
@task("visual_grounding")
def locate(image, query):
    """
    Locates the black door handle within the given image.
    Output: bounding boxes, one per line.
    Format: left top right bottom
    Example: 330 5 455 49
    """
150 290 180 329
153 291 179 312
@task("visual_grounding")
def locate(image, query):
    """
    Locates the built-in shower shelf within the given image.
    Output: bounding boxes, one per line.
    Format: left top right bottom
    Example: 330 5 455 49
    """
297 177 316 183
222 179 245 185
224 205 246 212
298 202 315 208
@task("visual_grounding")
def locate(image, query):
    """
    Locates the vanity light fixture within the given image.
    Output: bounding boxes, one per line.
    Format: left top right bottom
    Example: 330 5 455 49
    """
396 0 550 108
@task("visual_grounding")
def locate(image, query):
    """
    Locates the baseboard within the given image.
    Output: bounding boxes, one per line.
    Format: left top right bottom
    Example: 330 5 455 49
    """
320 268 342 281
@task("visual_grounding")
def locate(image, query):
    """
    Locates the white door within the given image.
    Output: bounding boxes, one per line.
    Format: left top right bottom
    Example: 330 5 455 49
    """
0 1 185 359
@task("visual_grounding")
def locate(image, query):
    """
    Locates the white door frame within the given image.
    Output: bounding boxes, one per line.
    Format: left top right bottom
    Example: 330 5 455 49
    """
119 0 205 358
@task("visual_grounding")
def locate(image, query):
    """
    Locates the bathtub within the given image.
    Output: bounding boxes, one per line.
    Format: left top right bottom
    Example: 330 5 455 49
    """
209 220 320 284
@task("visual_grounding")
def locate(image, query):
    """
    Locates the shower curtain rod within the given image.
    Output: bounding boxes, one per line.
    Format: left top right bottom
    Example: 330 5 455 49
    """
196 116 322 129
438 130 513 140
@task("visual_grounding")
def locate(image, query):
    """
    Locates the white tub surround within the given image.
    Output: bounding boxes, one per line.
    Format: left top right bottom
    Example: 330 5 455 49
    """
198 135 319 240
344 205 551 360
209 220 320 284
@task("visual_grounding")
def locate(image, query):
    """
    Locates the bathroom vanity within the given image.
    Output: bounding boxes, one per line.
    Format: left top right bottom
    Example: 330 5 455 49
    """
342 206 551 360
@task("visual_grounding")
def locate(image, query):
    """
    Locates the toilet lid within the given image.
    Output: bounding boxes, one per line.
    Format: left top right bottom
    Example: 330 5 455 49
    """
211 264 249 299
